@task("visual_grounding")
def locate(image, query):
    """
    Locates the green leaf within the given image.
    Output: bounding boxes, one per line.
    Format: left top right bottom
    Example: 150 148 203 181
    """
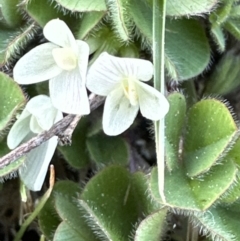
166 0 217 16
38 181 77 240
39 201 61 240
194 203 240 241
0 72 26 133
165 92 186 170
135 209 167 241
45 181 98 241
0 157 24 178
0 23 36 66
88 27 121 61
0 0 24 28
226 138 240 167
53 181 99 241
76 12 106 40
150 167 198 211
189 160 237 210
210 25 226 52
55 0 107 12
131 172 160 214
146 0 218 17
107 0 132 42
80 166 144 241
25 0 78 27
86 132 129 166
224 18 240 40
150 160 237 211
230 5 240 17
0 28 15 66
181 80 198 107
128 1 210 80
0 139 25 178
204 51 240 95
219 139 240 204
184 99 237 177
58 118 90 169
219 174 240 204
0 135 20 181
54 221 88 241
164 18 210 81
209 1 233 27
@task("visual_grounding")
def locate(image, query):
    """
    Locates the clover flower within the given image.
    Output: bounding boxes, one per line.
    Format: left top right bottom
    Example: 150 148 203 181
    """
7 95 63 191
86 52 169 135
13 19 90 115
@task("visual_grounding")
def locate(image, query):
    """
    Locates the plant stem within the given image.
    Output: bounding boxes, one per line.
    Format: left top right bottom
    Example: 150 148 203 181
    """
153 0 167 202
13 165 55 241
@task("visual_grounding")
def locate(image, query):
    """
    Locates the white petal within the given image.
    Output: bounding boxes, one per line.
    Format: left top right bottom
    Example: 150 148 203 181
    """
136 81 169 120
19 136 58 191
26 95 52 114
48 40 89 114
43 19 77 51
86 52 153 96
103 87 139 135
49 68 90 115
26 95 62 131
86 52 123 96
76 40 89 79
30 115 43 133
54 109 64 123
106 54 153 81
36 108 62 131
7 109 31 149
13 43 62 84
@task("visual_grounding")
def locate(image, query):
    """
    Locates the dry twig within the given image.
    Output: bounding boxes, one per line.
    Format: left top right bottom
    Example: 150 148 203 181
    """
0 94 105 169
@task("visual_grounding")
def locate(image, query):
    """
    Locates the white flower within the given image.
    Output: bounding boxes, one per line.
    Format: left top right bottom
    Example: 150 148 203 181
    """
13 19 90 115
7 95 63 191
86 52 169 136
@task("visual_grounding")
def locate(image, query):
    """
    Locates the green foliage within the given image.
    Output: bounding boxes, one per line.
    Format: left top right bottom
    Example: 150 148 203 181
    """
2 0 240 240
128 0 210 80
24 0 78 27
39 181 79 240
58 116 129 168
184 99 237 177
193 203 240 240
151 99 240 212
0 0 24 28
165 0 218 16
135 209 167 241
209 0 240 51
39 166 162 240
0 23 36 66
55 0 107 12
204 50 240 95
146 0 218 16
165 92 186 170
76 12 106 40
0 72 26 133
106 0 132 42
0 139 25 177
57 118 90 169
86 132 129 166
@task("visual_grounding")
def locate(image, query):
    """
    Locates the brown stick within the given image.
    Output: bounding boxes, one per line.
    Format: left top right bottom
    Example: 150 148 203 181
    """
0 94 105 169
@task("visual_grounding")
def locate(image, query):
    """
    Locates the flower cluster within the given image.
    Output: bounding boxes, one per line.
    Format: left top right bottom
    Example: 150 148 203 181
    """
87 52 169 135
9 19 169 191
14 19 90 115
